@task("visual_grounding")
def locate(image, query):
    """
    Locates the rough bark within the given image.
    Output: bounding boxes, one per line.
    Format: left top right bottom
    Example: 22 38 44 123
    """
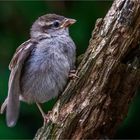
34 0 140 139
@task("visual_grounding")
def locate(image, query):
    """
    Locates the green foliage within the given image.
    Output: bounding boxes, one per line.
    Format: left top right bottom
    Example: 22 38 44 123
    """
0 1 139 139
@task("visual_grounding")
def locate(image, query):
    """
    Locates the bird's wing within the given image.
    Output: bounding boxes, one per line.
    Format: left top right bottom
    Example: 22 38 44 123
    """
6 39 37 127
9 39 34 70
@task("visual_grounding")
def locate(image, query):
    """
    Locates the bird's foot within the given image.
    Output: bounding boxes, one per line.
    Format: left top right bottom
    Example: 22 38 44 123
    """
36 103 51 124
69 70 79 79
43 114 50 124
43 111 52 124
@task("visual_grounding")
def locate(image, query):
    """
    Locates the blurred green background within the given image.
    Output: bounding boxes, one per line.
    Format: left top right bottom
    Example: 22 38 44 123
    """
0 1 140 139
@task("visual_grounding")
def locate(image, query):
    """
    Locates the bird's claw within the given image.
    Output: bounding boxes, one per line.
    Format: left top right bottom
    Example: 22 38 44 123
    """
43 115 50 124
69 70 79 79
43 111 52 124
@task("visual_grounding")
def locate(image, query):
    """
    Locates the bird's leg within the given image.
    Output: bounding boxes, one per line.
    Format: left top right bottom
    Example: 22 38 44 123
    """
36 103 50 123
69 69 79 79
36 103 45 117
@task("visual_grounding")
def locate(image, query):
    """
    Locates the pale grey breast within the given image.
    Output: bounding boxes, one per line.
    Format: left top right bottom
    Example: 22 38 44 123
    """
20 35 76 103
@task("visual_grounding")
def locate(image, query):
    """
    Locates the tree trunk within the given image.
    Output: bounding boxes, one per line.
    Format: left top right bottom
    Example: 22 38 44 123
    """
34 0 140 139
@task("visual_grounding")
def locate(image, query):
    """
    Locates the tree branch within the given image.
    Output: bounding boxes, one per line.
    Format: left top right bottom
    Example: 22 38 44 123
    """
34 0 140 139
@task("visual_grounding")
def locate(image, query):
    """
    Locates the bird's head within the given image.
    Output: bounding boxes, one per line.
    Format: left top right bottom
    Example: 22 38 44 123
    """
30 14 76 38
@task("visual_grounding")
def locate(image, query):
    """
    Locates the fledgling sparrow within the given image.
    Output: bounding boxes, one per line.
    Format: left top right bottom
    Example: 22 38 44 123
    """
0 14 76 127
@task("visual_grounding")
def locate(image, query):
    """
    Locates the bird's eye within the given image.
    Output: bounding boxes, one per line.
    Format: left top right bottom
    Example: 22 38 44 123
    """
53 21 60 28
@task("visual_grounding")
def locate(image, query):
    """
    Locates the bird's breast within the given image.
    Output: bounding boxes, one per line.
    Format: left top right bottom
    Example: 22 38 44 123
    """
21 38 72 103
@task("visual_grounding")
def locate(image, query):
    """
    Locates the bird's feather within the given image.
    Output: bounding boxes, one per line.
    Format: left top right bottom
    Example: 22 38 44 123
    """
6 39 36 127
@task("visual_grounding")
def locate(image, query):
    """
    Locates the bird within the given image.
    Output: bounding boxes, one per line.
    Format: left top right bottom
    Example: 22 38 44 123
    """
0 14 76 127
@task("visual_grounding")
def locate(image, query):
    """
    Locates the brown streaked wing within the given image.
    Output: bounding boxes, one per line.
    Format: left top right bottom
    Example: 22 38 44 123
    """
6 39 36 127
9 39 32 70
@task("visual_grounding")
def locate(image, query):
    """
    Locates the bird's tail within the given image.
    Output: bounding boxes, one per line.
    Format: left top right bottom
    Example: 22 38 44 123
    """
6 95 20 127
0 96 20 127
6 67 21 127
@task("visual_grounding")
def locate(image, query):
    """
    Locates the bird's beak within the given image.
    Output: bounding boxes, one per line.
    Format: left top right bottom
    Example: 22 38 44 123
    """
61 18 76 28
